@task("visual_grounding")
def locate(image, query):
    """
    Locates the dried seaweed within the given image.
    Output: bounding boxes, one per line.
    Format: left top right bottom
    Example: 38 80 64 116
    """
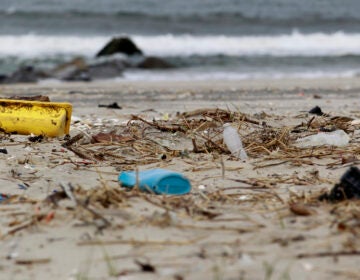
2 106 359 260
0 99 357 280
57 107 360 174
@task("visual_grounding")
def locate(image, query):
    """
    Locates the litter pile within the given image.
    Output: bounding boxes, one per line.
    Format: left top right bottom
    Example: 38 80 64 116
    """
0 101 359 278
64 107 360 170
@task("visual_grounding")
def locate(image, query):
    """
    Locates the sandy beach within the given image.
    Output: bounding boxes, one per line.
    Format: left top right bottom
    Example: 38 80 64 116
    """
0 77 359 280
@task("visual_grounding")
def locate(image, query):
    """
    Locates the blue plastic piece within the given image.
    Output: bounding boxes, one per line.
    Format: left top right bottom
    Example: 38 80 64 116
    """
118 168 191 195
0 193 10 202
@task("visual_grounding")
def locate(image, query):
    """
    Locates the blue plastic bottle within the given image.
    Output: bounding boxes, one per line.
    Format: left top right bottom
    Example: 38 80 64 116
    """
118 169 192 195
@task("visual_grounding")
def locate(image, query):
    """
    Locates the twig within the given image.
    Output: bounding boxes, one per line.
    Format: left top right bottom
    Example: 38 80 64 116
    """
195 132 227 153
174 224 261 233
307 116 315 129
131 115 186 133
297 250 360 259
61 183 112 228
228 178 271 189
5 216 42 237
16 258 51 265
192 138 199 153
62 133 84 147
65 146 94 161
253 160 289 169
77 237 202 246
220 155 225 179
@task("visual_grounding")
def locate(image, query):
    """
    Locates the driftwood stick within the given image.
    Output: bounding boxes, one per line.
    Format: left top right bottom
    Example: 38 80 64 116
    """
131 115 186 133
62 133 84 147
16 258 51 265
77 238 201 246
297 250 360 259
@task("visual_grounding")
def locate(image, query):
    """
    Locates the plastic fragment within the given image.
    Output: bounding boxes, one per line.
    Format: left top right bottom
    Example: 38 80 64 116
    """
119 169 191 195
295 130 349 147
223 123 248 160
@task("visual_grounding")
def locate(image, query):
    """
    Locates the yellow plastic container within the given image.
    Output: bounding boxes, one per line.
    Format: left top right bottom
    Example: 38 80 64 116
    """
0 99 72 137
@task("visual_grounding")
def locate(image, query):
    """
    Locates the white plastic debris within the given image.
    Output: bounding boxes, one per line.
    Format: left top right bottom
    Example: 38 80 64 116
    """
295 130 350 147
70 115 82 123
223 123 248 160
301 262 314 272
23 163 34 170
198 185 206 190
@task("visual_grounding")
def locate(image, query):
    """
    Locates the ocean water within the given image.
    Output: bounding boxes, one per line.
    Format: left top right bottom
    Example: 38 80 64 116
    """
1 0 360 80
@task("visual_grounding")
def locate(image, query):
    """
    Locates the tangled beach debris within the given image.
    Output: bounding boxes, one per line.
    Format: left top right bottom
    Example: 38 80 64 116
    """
0 92 359 279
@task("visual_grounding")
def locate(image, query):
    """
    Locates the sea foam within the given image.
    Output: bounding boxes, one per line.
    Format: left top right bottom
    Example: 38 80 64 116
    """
1 31 360 58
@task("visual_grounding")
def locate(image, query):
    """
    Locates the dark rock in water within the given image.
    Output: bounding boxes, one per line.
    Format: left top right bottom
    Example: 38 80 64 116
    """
52 57 88 81
10 66 38 83
309 106 324 116
0 74 8 83
53 57 125 81
319 166 360 202
98 102 122 109
1 66 49 84
96 37 143 57
137 56 173 69
63 71 92 82
87 60 126 79
53 57 87 74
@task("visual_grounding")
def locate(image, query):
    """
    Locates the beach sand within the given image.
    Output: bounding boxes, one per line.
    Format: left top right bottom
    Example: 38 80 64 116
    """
0 77 359 280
